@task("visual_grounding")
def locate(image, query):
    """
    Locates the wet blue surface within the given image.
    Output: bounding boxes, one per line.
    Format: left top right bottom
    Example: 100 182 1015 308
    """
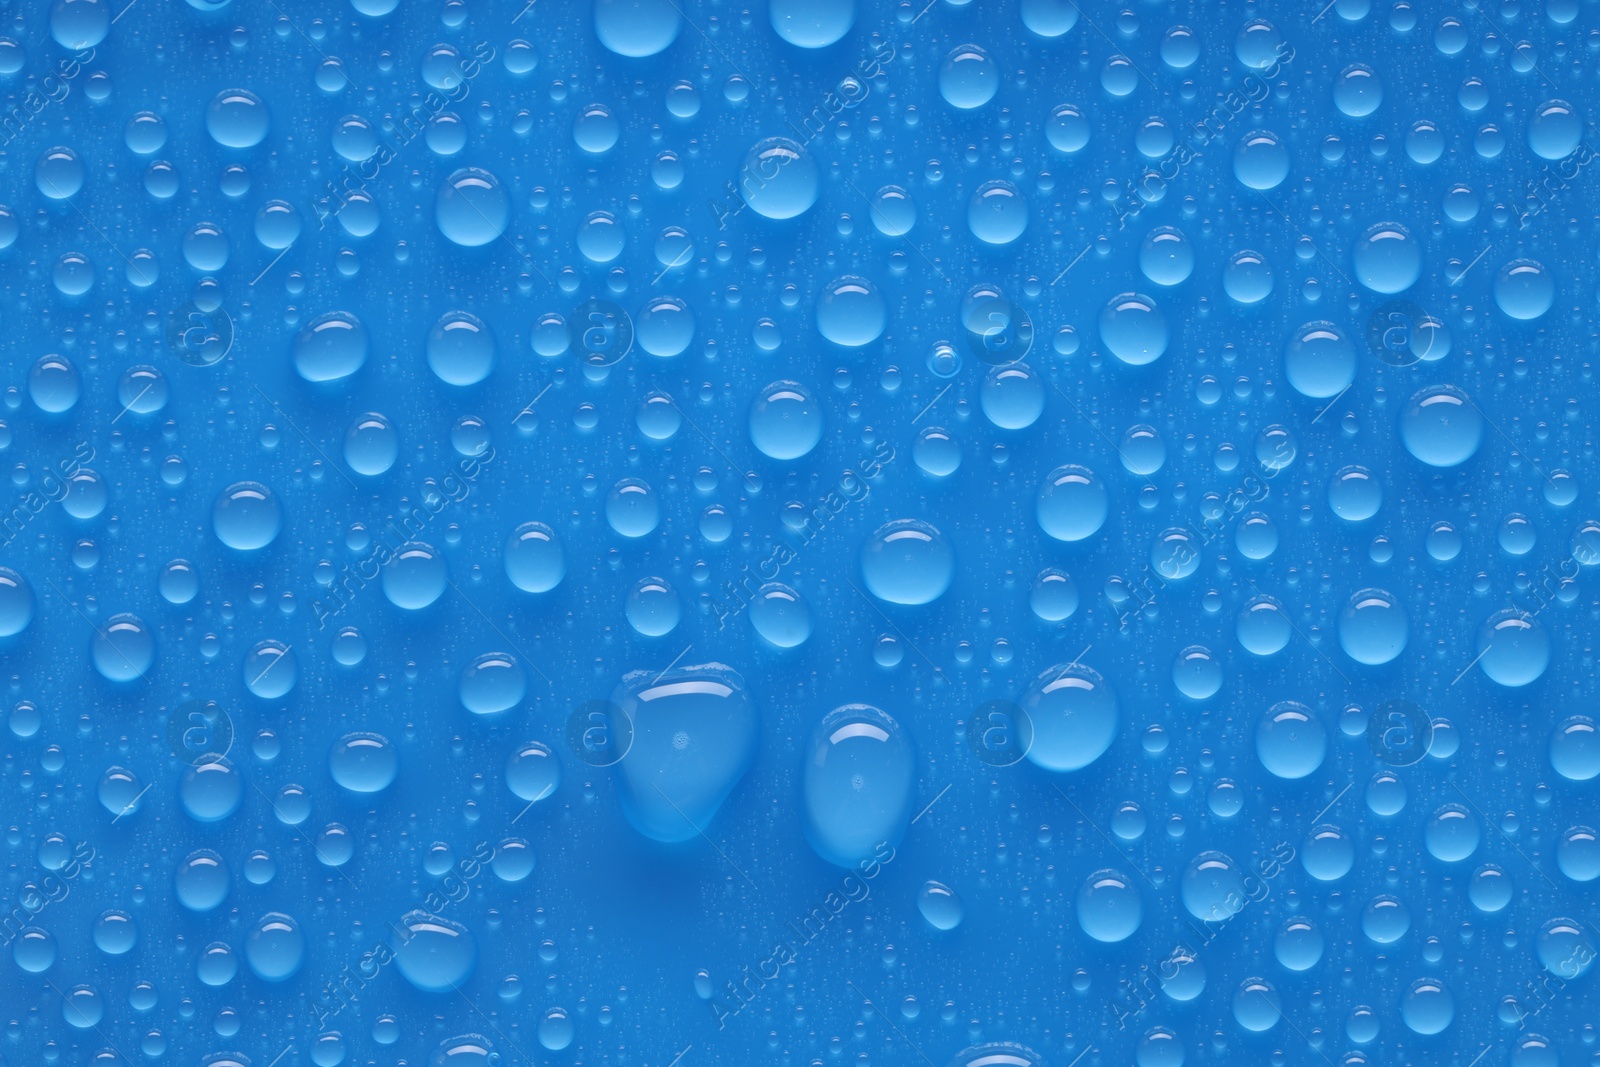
3 1 1600 1065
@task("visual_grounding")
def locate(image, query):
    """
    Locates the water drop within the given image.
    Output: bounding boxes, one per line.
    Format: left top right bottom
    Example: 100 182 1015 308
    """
610 663 759 843
917 881 964 930
460 652 527 714
1077 869 1142 942
749 380 823 460
801 704 916 867
859 519 953 605
436 168 509 247
1036 465 1107 542
1019 662 1118 772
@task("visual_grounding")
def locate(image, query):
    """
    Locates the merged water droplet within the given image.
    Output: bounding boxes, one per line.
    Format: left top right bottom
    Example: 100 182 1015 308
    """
609 663 759 843
801 704 916 868
505 522 566 593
